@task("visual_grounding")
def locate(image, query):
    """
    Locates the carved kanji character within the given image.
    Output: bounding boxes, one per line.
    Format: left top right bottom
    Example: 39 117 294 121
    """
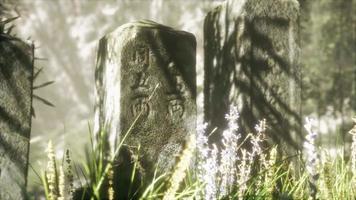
132 72 149 90
132 45 150 69
168 97 184 119
131 96 150 118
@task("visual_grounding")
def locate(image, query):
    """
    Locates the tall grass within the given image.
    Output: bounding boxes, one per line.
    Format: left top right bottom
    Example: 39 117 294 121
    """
38 108 356 199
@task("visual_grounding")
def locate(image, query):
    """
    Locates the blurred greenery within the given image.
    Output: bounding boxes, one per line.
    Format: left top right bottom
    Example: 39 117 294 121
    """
300 0 355 147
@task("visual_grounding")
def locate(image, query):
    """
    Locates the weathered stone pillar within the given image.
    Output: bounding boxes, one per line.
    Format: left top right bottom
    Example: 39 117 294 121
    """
0 36 34 199
204 0 302 151
94 20 196 197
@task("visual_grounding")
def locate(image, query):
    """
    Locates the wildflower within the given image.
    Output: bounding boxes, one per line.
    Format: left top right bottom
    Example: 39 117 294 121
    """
252 119 267 160
237 149 253 199
350 118 356 175
253 119 267 189
58 166 65 200
264 146 277 197
303 117 319 200
196 123 209 162
46 140 59 200
108 164 114 200
255 119 267 134
319 150 333 200
350 117 356 186
163 134 196 200
203 144 219 200
196 122 219 200
64 150 74 198
219 105 240 197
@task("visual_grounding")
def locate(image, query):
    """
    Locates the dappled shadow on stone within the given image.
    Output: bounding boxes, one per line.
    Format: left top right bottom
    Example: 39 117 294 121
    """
0 35 34 199
94 21 196 199
204 0 302 151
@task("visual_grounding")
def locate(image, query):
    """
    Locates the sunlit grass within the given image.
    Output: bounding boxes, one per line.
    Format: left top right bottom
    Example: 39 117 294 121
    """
35 111 356 200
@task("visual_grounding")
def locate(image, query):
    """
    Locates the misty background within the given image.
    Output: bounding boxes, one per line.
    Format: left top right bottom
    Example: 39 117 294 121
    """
0 0 354 193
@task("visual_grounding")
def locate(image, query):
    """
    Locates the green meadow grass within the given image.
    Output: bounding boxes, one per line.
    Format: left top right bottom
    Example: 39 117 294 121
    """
35 118 356 200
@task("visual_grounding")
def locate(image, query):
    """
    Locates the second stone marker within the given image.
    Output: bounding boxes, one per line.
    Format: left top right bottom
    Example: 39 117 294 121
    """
204 0 302 150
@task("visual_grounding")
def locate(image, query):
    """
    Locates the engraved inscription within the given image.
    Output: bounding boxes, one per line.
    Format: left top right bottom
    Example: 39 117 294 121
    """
168 94 184 119
129 43 153 119
131 44 150 69
169 99 184 118
167 62 186 94
166 62 187 119
131 72 150 90
131 95 150 118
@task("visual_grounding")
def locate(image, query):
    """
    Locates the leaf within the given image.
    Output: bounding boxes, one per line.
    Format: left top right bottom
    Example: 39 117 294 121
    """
33 67 43 81
33 81 55 90
33 94 55 107
0 16 19 26
31 106 36 118
5 25 14 35
34 57 48 61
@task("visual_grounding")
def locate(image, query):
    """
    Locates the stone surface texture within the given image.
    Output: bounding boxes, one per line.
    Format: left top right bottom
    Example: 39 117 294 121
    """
0 36 34 200
94 20 196 181
204 0 302 150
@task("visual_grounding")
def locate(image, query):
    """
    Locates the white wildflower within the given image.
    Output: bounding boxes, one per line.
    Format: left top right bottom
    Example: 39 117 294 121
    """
349 117 356 180
196 123 219 200
204 145 219 200
219 105 241 198
252 119 267 188
196 123 209 160
58 166 66 200
251 119 266 158
46 140 59 200
303 117 319 199
237 149 253 199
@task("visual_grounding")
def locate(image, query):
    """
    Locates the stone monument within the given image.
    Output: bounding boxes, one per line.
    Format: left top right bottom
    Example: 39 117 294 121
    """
94 20 196 198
